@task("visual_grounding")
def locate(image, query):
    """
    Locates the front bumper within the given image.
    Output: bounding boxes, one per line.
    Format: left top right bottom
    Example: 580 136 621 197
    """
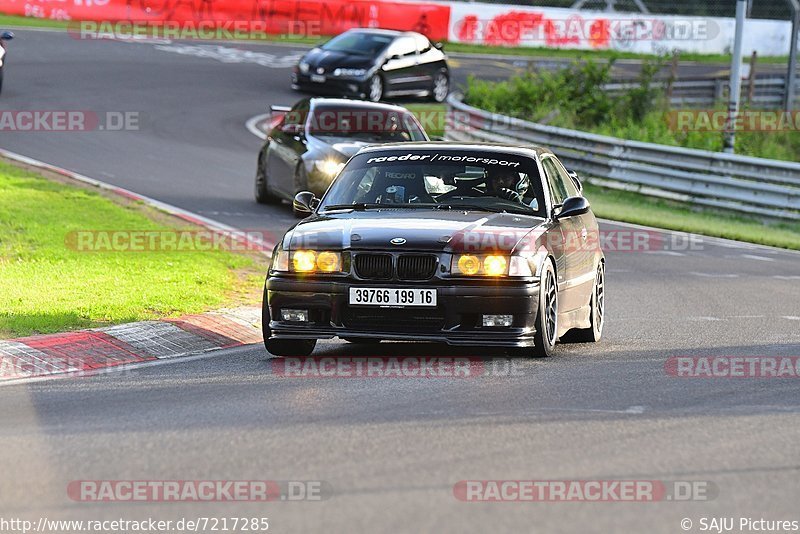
291 72 367 97
265 277 541 347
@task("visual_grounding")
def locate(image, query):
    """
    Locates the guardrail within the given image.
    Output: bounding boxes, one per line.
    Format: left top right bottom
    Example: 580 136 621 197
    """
603 76 800 108
445 94 800 221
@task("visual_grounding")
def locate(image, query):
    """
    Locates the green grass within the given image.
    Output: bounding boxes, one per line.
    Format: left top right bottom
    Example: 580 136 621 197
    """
0 13 785 64
0 160 265 338
0 13 69 29
583 182 800 250
406 103 447 138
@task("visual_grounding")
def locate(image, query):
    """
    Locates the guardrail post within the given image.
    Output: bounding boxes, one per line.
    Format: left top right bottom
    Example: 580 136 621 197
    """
723 0 747 154
785 0 800 111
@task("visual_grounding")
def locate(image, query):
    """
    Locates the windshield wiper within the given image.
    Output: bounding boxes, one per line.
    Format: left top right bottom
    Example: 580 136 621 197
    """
435 203 505 213
322 203 438 211
437 203 536 215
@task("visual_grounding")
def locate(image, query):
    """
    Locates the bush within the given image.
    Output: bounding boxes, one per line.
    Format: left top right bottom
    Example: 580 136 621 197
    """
464 57 800 162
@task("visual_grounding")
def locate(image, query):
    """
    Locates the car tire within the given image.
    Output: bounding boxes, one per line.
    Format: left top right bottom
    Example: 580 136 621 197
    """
255 152 281 205
367 74 384 102
430 72 449 103
261 287 317 357
563 262 605 343
342 338 382 344
509 259 557 358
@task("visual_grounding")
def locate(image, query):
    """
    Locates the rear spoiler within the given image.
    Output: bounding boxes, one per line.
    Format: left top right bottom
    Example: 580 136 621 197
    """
270 105 291 113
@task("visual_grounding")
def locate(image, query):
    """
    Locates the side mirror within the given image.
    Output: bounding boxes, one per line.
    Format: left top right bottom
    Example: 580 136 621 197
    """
1 31 14 40
293 191 319 217
555 196 590 219
567 170 583 193
433 42 444 50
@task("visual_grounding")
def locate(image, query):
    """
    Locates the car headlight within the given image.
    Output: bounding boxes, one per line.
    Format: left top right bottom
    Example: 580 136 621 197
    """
272 250 345 274
333 68 366 77
451 254 536 277
313 159 346 177
299 61 310 74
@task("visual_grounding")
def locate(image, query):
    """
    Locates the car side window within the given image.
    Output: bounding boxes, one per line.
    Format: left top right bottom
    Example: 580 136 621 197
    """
388 37 417 58
541 157 568 207
552 157 581 198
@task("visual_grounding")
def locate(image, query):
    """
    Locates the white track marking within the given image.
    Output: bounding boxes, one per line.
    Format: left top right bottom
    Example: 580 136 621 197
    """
688 272 740 278
740 254 776 262
643 250 685 257
245 113 270 140
153 43 304 68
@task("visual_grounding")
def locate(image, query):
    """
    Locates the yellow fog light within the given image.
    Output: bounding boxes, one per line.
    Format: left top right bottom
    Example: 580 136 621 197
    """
293 250 317 272
316 251 341 272
483 255 508 276
457 254 481 275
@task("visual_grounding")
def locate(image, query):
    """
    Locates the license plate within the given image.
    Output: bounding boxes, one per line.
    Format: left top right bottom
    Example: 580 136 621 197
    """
310 74 326 83
349 288 437 307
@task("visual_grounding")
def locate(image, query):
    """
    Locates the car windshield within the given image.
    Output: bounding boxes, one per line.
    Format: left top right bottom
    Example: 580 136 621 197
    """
308 107 427 143
319 150 546 217
321 32 394 55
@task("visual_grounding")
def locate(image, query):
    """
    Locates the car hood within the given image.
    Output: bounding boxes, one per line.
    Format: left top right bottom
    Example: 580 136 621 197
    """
285 210 546 253
303 48 374 71
329 140 372 158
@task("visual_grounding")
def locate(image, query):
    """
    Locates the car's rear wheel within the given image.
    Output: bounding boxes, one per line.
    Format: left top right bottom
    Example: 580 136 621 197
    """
367 75 383 102
430 72 449 103
261 287 317 357
565 263 605 343
255 152 281 205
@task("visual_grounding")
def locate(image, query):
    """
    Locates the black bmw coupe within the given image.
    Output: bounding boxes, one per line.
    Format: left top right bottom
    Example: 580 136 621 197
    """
263 143 605 358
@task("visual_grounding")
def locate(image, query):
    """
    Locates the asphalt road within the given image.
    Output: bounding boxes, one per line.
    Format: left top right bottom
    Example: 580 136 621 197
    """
1 28 800 533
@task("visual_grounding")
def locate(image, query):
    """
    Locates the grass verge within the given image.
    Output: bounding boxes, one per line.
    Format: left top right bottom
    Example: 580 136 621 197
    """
0 13 785 64
0 159 268 338
406 103 447 138
583 182 800 250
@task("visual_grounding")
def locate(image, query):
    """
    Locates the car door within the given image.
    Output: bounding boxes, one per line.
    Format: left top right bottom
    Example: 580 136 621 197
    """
541 155 586 317
552 156 597 298
267 101 308 196
412 33 437 90
381 36 420 95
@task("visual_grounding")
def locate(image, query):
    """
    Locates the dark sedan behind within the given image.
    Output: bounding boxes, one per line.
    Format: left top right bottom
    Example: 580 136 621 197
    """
255 98 429 206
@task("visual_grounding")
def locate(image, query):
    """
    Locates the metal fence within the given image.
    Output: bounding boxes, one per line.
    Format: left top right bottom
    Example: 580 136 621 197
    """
445 94 800 220
603 76 800 108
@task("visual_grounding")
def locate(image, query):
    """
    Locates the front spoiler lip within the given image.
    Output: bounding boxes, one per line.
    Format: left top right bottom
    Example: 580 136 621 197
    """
268 328 537 347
